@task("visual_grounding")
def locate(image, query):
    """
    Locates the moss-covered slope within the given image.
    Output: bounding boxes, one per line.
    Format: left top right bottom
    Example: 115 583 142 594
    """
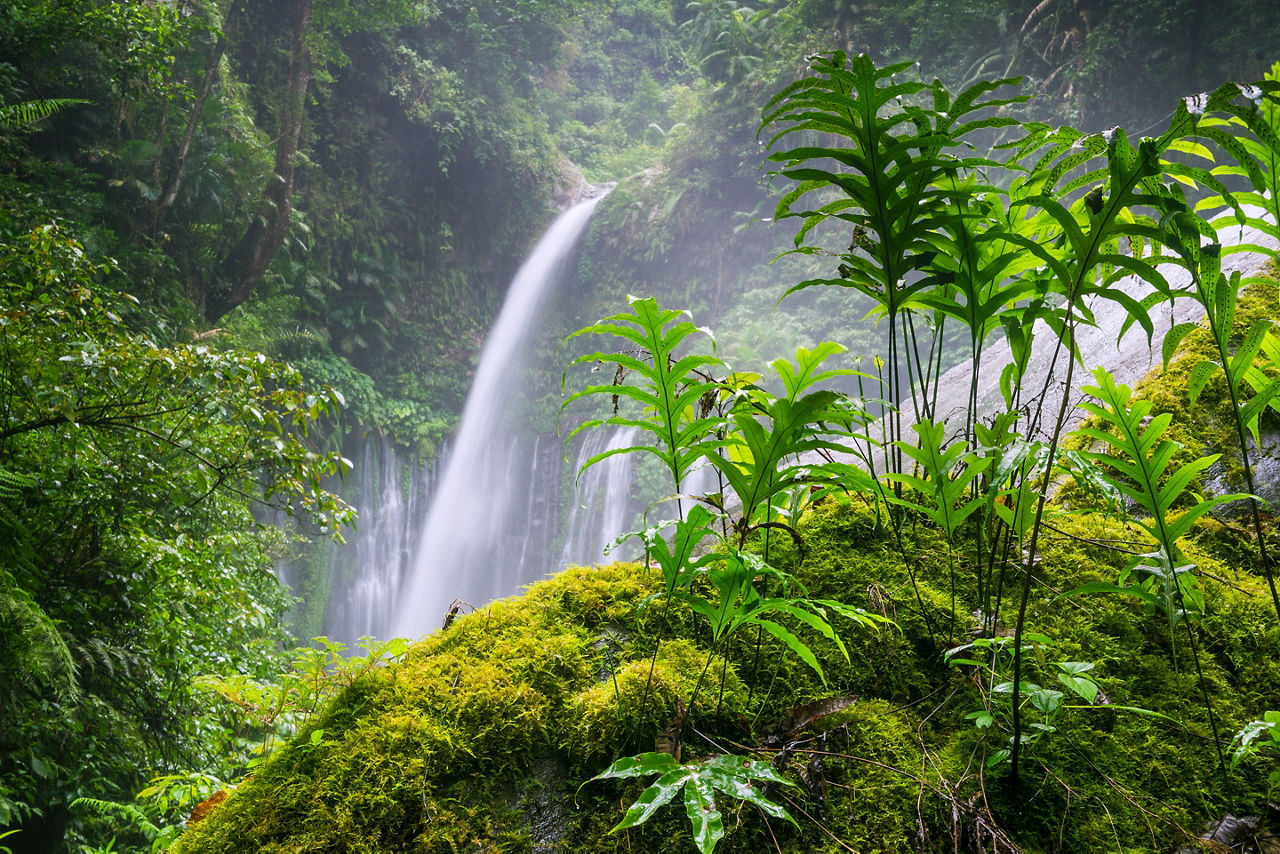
176 491 1280 852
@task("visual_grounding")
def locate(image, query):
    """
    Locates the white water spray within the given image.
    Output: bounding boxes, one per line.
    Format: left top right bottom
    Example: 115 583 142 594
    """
558 425 641 566
390 196 605 638
325 439 432 645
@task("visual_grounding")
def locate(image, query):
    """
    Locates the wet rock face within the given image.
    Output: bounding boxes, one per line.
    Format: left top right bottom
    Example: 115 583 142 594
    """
1203 428 1280 517
1173 811 1279 854
926 226 1278 443
554 158 587 210
524 753 573 853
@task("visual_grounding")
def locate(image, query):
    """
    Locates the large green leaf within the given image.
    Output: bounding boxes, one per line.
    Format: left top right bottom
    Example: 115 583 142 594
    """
590 752 796 853
564 296 723 492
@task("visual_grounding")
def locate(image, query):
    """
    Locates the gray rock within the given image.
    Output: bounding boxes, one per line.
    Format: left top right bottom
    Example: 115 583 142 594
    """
925 220 1277 442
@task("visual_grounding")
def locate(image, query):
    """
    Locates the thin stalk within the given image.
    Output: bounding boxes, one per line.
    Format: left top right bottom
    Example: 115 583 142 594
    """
686 644 721 728
1178 616 1229 792
1011 314 1079 783
855 370 885 530
990 504 1021 635
965 336 983 448
887 521 941 650
1107 370 1229 788
1206 309 1280 620
715 653 731 716
746 525 772 707
930 312 948 420
903 310 933 423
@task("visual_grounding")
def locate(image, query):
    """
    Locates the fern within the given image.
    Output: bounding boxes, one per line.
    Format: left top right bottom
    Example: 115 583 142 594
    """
995 110 1198 781
1070 367 1244 783
1164 68 1280 253
886 419 991 641
563 295 723 496
0 98 88 129
0 469 78 704
1155 214 1280 619
707 344 855 546
761 51 1026 471
71 796 180 852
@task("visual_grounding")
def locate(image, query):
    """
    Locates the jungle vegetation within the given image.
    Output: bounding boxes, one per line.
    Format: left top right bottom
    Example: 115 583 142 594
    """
3 0 1280 851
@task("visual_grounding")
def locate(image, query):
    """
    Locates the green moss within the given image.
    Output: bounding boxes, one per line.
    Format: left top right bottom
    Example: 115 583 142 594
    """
180 479 1280 854
792 700 927 852
565 638 748 770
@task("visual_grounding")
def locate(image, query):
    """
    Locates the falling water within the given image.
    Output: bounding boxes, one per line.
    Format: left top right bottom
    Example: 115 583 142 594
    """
390 195 606 638
323 438 434 646
558 426 641 566
274 437 435 648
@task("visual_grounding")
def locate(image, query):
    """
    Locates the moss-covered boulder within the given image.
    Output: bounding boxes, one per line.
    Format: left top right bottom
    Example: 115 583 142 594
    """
176 488 1280 852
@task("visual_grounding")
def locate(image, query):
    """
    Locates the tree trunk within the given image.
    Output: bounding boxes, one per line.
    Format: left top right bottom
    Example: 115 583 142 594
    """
153 33 227 231
210 0 311 319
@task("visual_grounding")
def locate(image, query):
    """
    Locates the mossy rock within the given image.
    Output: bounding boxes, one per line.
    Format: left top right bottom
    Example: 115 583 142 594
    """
179 491 1280 852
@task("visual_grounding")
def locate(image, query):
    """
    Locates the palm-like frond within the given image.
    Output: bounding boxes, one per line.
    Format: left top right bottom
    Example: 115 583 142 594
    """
0 97 87 129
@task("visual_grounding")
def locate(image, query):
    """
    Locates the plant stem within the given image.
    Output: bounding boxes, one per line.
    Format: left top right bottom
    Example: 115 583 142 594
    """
1011 315 1079 783
1211 314 1280 620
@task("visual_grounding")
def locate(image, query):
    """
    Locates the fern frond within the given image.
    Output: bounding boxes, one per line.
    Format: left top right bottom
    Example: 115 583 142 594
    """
70 796 162 836
0 98 88 129
0 572 79 702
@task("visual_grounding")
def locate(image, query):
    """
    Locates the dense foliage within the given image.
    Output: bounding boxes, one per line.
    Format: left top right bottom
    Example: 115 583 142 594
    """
554 50 1280 849
4 0 1280 851
172 52 1280 854
0 209 352 849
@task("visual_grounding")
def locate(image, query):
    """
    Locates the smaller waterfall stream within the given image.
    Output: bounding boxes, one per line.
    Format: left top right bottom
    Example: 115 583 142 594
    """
390 196 606 638
275 437 435 648
324 439 433 644
559 426 641 565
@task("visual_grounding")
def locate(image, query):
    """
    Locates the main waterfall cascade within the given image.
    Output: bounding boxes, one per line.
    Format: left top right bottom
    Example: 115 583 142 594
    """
386 194 615 639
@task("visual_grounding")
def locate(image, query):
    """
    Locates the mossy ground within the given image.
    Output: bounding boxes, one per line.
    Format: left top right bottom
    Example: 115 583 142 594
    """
176 480 1280 853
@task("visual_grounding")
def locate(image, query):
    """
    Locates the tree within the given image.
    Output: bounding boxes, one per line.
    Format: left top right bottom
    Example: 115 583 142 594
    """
0 212 351 851
211 0 420 319
211 0 313 318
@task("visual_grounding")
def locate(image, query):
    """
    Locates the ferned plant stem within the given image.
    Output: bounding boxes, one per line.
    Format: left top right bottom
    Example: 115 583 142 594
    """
1009 318 1079 784
1213 317 1280 619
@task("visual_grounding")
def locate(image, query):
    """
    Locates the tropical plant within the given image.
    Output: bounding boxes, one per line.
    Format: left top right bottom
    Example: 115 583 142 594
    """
677 0 780 87
0 97 86 129
564 296 724 500
1231 710 1280 795
886 419 990 643
757 50 1280 789
1154 228 1280 620
198 634 409 769
946 633 1104 768
588 751 797 854
1069 367 1250 781
70 796 181 854
760 51 1027 478
706 342 859 545
565 295 895 851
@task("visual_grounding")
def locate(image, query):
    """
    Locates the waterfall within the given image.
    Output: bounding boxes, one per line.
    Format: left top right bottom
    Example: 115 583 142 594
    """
273 436 434 648
390 195 606 638
323 438 433 646
558 425 641 566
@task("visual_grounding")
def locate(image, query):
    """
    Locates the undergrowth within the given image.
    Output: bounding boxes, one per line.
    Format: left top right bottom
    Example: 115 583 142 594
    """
174 57 1280 854
174 500 1277 852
